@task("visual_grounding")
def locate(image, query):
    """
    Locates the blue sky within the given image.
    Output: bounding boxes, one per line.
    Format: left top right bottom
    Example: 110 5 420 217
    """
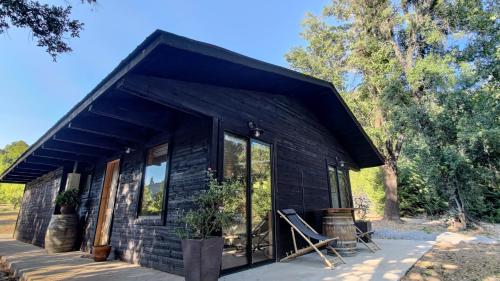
0 0 329 148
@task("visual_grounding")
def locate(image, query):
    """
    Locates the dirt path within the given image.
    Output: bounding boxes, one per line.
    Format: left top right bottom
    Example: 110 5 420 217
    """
401 241 500 281
0 204 18 239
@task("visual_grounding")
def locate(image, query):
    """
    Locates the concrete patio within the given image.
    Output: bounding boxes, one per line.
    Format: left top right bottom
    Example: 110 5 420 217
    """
222 239 433 281
0 238 433 281
0 239 183 281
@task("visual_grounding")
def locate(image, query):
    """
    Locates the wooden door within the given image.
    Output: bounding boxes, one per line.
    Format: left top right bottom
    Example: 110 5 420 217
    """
94 159 120 246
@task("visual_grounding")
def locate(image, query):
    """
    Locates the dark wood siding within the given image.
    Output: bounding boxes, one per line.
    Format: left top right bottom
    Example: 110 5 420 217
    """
76 116 210 275
78 164 105 252
120 75 353 259
14 168 63 247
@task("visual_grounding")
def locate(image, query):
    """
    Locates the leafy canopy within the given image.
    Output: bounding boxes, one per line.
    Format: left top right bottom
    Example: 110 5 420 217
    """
0 0 95 60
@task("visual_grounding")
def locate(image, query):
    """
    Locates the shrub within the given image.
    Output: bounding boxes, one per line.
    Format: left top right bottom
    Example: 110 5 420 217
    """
55 188 80 207
177 170 242 240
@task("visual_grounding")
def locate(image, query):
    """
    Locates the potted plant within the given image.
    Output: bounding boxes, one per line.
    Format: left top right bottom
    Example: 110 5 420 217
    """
93 245 112 262
177 170 241 281
354 195 372 242
55 188 80 214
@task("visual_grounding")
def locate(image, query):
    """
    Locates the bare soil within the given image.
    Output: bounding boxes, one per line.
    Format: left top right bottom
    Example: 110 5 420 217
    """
0 204 18 238
401 241 500 281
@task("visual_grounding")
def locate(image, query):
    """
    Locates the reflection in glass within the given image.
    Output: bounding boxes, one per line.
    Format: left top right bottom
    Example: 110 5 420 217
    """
328 166 340 208
222 133 248 270
251 141 272 264
140 143 168 217
338 170 351 208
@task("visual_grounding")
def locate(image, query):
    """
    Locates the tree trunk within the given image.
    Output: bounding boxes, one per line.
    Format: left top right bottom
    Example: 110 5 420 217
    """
382 163 400 221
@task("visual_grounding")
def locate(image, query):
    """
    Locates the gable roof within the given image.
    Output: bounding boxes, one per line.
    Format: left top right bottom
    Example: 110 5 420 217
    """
0 30 383 183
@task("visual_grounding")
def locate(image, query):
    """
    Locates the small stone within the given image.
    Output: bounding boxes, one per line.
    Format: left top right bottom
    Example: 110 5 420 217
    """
419 261 434 269
441 263 458 270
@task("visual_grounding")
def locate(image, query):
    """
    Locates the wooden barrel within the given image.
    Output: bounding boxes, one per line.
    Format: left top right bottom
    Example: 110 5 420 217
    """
45 214 78 253
322 209 357 256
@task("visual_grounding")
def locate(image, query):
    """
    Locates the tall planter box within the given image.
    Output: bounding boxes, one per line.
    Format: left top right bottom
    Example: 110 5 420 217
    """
355 220 372 243
182 237 224 281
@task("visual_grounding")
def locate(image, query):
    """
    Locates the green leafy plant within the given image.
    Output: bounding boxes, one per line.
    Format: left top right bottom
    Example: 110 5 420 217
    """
55 188 80 207
177 170 242 240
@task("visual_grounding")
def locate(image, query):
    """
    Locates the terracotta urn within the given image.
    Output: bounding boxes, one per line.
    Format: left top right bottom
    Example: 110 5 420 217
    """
93 245 112 262
60 205 76 214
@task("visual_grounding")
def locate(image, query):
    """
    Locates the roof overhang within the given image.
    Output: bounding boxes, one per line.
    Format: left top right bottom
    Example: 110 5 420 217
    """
0 30 383 184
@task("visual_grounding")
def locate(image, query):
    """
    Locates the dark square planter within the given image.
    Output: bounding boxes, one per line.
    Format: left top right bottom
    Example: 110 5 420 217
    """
355 220 372 242
182 237 224 281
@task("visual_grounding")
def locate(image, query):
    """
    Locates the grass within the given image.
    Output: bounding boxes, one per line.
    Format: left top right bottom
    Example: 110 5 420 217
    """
0 204 19 238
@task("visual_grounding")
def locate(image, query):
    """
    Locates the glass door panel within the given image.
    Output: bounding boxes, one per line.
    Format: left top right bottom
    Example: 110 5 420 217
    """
328 166 340 208
338 170 351 208
222 133 248 270
250 141 273 264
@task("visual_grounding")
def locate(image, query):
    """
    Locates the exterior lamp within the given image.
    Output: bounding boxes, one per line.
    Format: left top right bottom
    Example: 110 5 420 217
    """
336 157 346 168
248 121 264 138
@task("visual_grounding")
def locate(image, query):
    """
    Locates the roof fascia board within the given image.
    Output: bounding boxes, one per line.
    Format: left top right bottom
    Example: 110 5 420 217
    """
157 31 331 89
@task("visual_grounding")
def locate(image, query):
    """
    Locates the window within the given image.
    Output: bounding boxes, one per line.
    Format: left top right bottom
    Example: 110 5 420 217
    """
338 170 351 208
328 166 340 208
328 165 351 208
139 143 169 217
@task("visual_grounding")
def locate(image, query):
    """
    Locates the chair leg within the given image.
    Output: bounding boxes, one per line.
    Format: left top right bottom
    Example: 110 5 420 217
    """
357 236 376 252
291 227 298 252
326 246 346 264
368 237 382 250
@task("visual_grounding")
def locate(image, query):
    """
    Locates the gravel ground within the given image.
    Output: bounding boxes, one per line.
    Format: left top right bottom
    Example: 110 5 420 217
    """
371 217 500 242
372 217 447 240
401 242 500 281
372 217 500 281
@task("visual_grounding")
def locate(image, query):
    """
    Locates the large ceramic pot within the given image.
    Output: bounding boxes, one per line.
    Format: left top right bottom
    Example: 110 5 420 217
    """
355 220 373 242
60 205 76 214
93 245 112 262
181 237 224 281
45 214 78 253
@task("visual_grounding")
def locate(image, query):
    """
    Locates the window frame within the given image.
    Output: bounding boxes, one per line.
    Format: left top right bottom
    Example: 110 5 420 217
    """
220 130 276 271
326 164 342 208
136 141 172 223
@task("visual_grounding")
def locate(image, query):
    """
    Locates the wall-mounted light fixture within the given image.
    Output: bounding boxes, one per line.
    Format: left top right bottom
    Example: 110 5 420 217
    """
248 121 264 138
125 147 134 154
336 157 346 168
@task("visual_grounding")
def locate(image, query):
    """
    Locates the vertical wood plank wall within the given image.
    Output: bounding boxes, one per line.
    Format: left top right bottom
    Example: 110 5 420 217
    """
17 76 356 276
14 168 63 247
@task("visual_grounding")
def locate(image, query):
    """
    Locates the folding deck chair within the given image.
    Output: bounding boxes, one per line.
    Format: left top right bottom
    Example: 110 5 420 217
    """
355 225 381 252
278 209 346 269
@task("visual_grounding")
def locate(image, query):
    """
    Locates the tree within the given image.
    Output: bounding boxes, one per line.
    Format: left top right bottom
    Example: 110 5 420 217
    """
0 141 29 209
287 0 499 222
0 0 95 60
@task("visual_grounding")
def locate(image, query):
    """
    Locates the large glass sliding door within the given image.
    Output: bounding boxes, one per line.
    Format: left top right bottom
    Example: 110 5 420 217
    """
250 141 273 264
222 134 248 269
222 133 273 271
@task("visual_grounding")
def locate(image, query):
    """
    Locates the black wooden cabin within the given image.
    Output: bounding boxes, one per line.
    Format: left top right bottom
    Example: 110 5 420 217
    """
0 30 383 275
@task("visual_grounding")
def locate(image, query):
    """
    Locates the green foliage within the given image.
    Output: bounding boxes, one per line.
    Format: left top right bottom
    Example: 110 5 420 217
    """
288 0 500 222
350 168 384 215
0 141 28 209
177 170 242 240
0 0 96 60
140 187 164 216
54 188 80 207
